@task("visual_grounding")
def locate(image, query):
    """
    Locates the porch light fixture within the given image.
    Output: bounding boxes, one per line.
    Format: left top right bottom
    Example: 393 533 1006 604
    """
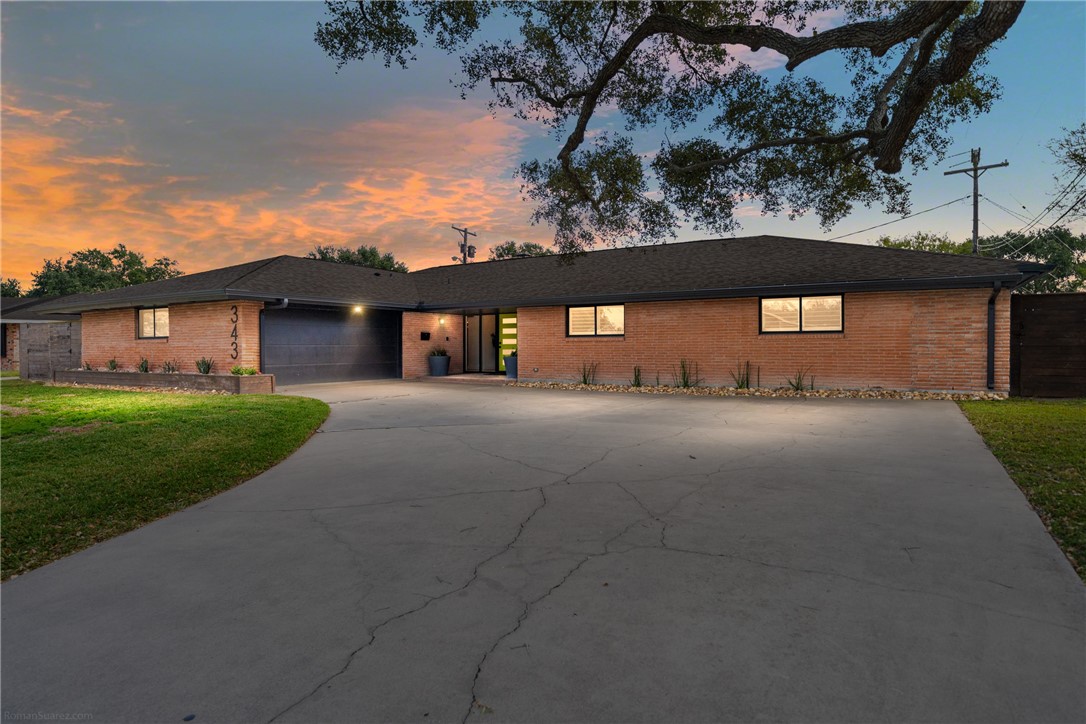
439 317 445 325
353 305 363 314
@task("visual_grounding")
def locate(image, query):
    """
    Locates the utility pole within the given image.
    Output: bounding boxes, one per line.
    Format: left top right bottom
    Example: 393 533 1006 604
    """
943 148 1008 254
451 225 477 264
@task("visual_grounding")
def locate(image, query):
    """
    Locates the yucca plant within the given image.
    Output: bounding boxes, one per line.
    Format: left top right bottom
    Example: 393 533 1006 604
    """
731 360 754 389
579 361 598 385
106 358 118 371
195 357 215 375
672 359 702 388
137 357 149 373
161 360 180 374
786 366 815 391
630 365 642 387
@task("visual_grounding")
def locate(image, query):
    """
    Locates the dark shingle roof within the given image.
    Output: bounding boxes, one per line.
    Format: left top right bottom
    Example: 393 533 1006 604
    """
36 256 419 313
35 236 1048 314
410 236 1048 309
0 296 80 322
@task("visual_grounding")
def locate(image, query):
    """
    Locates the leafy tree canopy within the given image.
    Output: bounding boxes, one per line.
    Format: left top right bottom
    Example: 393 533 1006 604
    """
306 244 409 272
28 245 183 297
1 279 23 298
878 230 970 255
318 1 1023 252
880 228 1086 293
488 240 555 260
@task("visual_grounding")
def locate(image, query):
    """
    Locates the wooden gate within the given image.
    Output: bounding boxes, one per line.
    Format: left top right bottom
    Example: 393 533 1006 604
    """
1010 294 1086 398
20 322 82 380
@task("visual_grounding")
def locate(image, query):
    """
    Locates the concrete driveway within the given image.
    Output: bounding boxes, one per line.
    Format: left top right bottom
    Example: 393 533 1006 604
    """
3 381 1083 723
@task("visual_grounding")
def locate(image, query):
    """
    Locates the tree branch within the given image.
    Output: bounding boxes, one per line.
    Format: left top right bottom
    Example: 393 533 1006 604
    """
667 129 875 175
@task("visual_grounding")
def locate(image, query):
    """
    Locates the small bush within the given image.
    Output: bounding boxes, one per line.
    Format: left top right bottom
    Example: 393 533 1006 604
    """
786 366 815 391
630 365 642 387
161 360 181 374
137 357 150 373
106 358 118 371
672 359 703 388
195 357 215 375
231 365 258 376
429 345 448 357
579 361 598 385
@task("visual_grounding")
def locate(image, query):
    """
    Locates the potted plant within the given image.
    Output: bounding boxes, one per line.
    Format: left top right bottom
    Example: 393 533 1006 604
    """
503 349 518 379
428 345 450 377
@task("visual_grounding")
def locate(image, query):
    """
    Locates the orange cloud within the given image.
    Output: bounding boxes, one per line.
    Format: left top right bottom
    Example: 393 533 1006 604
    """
2 88 549 285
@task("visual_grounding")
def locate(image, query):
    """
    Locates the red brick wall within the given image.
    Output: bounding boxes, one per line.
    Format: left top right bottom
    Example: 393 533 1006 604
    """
81 301 262 373
402 311 464 378
516 289 1010 393
2 324 19 370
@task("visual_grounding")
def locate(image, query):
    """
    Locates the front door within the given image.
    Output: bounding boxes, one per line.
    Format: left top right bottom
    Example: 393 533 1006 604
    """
464 314 498 372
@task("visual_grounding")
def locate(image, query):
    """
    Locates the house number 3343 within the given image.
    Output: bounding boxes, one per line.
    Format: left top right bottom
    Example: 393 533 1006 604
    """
230 305 239 359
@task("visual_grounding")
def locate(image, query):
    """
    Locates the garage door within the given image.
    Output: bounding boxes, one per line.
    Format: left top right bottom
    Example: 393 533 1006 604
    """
261 306 401 384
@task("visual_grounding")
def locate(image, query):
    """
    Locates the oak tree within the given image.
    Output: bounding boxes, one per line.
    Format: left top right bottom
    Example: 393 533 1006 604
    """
306 244 409 272
317 1 1024 252
28 245 182 297
488 240 555 260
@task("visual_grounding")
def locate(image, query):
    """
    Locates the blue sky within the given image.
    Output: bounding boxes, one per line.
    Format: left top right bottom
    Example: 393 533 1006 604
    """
2 1 1083 283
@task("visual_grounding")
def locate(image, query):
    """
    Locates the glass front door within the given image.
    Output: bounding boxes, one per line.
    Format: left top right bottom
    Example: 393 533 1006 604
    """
464 314 498 372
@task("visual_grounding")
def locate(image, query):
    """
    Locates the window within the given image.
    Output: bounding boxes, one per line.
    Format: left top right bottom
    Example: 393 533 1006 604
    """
761 295 842 333
568 305 624 336
137 307 169 338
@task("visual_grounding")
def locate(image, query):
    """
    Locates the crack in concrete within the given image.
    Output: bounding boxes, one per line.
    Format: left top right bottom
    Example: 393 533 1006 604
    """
266 488 550 724
420 426 569 477
202 487 544 514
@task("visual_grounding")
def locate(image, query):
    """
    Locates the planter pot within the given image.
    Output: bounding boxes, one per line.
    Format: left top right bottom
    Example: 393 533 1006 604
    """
428 355 450 377
503 355 518 379
54 370 275 394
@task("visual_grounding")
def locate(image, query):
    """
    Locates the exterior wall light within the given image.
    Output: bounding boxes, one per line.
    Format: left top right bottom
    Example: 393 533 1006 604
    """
353 305 363 314
439 317 445 325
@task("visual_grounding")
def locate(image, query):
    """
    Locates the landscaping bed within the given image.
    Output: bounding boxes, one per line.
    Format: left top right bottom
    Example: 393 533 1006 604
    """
511 381 1007 401
960 398 1086 581
1 379 328 579
55 369 274 394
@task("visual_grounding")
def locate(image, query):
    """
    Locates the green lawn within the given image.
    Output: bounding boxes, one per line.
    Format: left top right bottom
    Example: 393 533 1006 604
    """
1 380 329 579
0 370 19 378
960 398 1086 581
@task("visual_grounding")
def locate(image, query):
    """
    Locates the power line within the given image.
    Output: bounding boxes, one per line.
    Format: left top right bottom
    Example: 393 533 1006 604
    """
1015 168 1085 235
827 195 970 241
942 147 1009 254
981 195 1032 224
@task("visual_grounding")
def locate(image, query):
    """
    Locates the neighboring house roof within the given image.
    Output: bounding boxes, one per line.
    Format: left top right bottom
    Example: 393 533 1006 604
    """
34 236 1050 314
0 296 80 323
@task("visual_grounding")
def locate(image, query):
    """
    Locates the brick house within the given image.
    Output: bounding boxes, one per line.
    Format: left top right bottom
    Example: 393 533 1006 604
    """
36 236 1049 393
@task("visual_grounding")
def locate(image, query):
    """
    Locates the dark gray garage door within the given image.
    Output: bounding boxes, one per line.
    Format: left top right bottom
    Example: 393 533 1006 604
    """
261 306 401 384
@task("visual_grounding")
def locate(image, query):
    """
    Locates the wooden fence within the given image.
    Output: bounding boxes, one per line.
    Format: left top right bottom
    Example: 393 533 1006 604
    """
1010 293 1086 398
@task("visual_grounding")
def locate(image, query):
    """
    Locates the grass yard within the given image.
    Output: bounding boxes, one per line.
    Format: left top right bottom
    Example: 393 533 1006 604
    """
1 380 328 579
960 398 1086 581
0 370 19 378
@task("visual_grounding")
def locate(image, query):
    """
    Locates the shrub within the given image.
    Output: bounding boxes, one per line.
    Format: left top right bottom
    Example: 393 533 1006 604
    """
630 365 642 387
786 366 815 391
161 360 181 374
429 345 448 357
137 357 149 373
672 359 702 388
230 365 258 376
579 361 598 385
195 357 215 375
106 358 118 371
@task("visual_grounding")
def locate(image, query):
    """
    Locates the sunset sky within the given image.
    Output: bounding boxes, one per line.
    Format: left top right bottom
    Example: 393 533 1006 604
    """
3 1 1084 286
